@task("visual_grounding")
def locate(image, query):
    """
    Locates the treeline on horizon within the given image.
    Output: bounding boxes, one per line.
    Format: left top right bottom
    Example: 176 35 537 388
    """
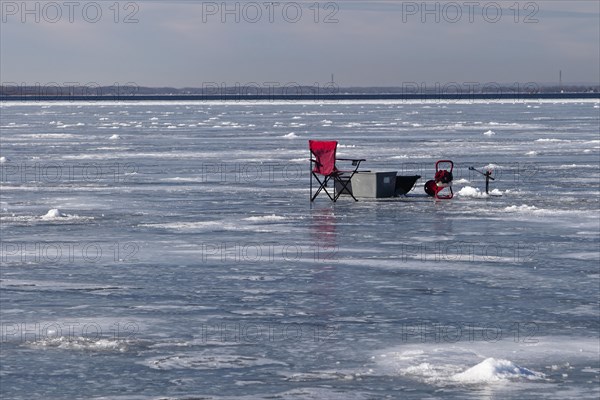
1 84 598 97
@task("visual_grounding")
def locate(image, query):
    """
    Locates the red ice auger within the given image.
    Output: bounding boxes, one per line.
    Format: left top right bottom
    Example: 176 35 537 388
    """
424 160 454 199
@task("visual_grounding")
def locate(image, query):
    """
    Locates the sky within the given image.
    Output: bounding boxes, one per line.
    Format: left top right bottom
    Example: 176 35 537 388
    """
1 0 599 88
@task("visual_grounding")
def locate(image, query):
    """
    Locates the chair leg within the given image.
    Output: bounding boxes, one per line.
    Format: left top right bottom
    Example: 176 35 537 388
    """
310 167 312 201
311 173 335 202
334 175 358 201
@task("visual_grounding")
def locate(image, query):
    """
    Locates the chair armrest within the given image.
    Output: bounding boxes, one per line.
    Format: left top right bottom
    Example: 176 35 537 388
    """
337 158 366 167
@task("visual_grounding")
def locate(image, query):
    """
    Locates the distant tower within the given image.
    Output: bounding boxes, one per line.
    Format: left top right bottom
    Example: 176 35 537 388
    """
559 70 562 91
331 73 334 84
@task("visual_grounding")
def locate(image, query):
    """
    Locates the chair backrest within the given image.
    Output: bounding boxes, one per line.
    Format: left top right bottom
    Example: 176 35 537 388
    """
309 140 338 176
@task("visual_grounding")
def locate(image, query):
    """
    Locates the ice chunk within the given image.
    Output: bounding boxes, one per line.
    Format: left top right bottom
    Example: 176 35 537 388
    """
42 209 65 219
453 358 544 383
457 186 488 198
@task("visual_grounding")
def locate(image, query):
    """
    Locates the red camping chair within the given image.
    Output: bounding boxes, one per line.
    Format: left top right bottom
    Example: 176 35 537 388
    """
309 140 365 202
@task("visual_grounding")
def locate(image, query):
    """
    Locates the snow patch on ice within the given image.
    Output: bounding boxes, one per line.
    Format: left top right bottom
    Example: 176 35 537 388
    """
556 164 598 169
483 163 503 170
244 214 287 222
0 156 7 163
504 204 538 212
457 186 503 198
535 138 570 143
27 337 131 352
483 130 496 136
501 203 587 217
453 178 470 184
140 220 277 233
141 221 222 230
38 209 93 222
162 177 205 182
282 132 298 139
20 133 76 139
109 134 120 140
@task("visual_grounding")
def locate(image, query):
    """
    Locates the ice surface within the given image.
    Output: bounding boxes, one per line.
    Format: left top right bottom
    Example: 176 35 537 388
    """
144 351 287 370
1 100 598 400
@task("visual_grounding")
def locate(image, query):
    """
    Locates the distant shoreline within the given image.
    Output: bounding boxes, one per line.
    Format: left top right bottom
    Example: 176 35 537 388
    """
1 93 599 101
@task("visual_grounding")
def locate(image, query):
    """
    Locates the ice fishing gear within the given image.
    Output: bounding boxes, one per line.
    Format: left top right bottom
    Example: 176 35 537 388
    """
424 160 454 199
468 166 495 194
